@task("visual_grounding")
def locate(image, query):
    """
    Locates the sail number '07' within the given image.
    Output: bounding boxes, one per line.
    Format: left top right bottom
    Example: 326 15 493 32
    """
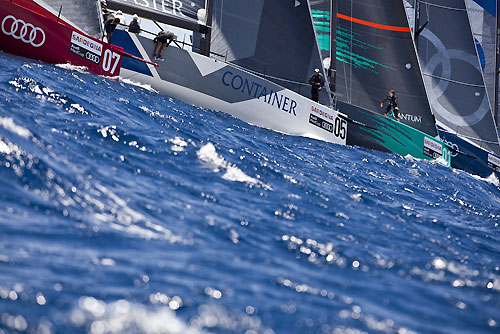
102 49 121 75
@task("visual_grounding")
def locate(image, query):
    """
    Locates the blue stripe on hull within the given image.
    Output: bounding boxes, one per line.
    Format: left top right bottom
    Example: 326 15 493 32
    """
112 30 152 77
438 129 497 178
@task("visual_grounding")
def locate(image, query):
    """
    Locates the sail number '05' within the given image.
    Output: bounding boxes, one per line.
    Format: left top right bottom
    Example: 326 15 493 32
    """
334 117 347 139
102 49 120 75
309 112 347 140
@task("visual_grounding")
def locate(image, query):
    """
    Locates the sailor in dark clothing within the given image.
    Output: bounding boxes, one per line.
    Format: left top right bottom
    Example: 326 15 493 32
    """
380 89 400 121
309 68 324 103
153 30 176 60
101 1 113 22
104 17 120 42
128 14 141 34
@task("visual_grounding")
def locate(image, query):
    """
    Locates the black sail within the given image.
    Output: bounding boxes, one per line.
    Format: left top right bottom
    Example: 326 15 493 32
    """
335 0 438 137
417 0 500 154
209 0 331 105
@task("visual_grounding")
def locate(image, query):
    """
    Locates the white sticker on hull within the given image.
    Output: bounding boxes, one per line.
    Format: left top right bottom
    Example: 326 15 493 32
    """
488 154 500 172
424 136 443 159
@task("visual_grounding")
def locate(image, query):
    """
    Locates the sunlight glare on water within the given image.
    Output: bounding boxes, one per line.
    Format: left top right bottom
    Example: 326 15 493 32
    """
0 53 499 334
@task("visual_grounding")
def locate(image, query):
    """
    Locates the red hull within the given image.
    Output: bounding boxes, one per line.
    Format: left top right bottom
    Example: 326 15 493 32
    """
0 0 123 76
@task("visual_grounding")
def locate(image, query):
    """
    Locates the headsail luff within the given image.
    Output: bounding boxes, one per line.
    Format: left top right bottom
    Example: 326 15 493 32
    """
209 0 331 105
333 0 438 137
416 0 500 154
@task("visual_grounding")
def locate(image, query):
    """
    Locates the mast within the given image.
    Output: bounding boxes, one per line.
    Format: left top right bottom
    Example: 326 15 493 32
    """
329 0 337 98
495 0 499 126
199 0 213 56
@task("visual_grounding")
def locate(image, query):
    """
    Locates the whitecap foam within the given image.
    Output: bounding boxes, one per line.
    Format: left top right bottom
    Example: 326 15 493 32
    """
0 118 31 139
197 143 260 185
121 78 158 93
469 172 499 186
169 136 188 152
56 63 89 73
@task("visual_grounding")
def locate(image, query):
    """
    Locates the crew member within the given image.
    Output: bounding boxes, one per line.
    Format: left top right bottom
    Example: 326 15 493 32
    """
114 10 126 30
309 69 324 103
101 1 113 22
380 89 400 121
128 14 141 34
153 31 176 60
104 17 120 43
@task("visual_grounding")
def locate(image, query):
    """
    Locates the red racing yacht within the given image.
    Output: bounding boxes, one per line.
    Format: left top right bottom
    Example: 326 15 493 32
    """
0 0 152 76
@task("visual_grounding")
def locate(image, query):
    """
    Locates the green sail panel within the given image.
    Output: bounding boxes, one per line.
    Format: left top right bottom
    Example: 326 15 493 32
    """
310 0 331 60
335 0 438 137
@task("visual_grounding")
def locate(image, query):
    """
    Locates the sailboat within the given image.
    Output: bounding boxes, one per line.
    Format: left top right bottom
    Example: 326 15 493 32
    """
412 0 500 176
0 0 126 76
311 0 450 156
106 0 451 165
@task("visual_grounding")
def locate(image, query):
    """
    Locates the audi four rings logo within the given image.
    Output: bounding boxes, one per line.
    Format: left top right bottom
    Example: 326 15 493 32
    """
1 15 45 47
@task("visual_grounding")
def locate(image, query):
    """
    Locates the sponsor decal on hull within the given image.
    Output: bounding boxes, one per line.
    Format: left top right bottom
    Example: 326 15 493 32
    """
1 15 45 47
423 136 443 159
309 106 347 140
488 154 500 172
70 31 103 65
221 70 298 116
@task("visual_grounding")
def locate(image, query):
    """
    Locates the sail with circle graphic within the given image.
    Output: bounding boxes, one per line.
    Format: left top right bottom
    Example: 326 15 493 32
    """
464 0 498 130
415 0 500 155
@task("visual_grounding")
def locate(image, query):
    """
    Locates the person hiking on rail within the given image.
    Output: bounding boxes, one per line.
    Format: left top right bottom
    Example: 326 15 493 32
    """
380 89 400 122
153 31 176 61
309 68 324 103
128 14 141 34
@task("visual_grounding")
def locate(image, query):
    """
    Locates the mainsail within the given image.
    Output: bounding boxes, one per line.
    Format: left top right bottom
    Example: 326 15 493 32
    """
105 0 208 32
209 0 331 105
416 0 500 154
464 0 497 128
34 0 103 37
334 0 438 137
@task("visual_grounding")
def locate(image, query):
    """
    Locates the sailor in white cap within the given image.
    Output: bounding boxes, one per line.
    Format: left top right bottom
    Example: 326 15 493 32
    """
128 14 141 33
114 10 126 30
308 68 325 102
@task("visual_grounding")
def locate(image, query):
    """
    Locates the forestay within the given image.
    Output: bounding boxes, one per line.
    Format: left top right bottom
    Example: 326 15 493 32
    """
334 0 438 137
209 0 331 105
417 0 500 154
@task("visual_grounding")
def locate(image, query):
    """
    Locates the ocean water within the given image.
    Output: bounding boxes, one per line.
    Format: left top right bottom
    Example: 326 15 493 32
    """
0 52 499 334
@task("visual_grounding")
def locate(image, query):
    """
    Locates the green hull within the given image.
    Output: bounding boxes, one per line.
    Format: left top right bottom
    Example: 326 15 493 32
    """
341 102 451 166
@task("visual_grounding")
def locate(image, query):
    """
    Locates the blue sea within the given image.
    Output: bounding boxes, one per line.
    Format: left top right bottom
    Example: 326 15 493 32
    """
0 52 499 334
